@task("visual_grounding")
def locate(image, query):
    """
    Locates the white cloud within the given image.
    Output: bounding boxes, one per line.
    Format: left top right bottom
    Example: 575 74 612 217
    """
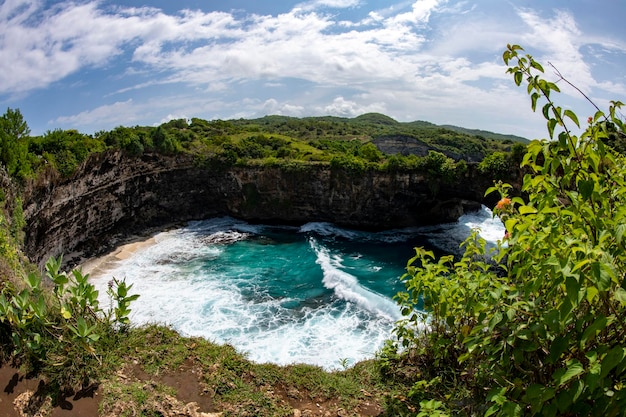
516 8 594 94
294 0 362 12
2 0 624 141
54 99 138 127
386 0 445 26
322 96 386 117
262 99 305 116
0 1 153 94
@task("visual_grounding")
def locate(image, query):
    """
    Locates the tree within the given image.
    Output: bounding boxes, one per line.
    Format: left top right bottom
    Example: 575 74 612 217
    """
389 45 626 416
0 108 31 177
1 108 30 140
477 151 510 179
359 142 383 162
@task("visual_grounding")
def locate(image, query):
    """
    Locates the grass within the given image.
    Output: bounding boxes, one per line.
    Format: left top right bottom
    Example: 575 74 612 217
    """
90 324 408 416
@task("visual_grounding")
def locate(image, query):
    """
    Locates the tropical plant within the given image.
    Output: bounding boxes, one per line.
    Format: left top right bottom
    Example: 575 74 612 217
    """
0 256 139 389
389 45 626 416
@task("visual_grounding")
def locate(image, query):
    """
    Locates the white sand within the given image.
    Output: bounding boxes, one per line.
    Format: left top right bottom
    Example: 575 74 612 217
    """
80 237 157 279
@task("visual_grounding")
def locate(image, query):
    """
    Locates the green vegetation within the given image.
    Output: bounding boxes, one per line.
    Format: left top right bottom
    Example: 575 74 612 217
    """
385 45 626 416
0 256 139 390
0 107 523 183
441 125 529 144
97 324 398 416
5 42 622 416
0 107 522 413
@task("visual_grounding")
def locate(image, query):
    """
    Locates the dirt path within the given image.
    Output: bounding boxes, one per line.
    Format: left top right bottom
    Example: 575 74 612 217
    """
0 364 100 417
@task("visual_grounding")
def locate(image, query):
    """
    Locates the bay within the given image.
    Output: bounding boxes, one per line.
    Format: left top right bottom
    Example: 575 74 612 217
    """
89 206 504 370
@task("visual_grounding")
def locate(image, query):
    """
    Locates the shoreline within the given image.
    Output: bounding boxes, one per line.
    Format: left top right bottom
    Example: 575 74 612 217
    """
79 236 158 279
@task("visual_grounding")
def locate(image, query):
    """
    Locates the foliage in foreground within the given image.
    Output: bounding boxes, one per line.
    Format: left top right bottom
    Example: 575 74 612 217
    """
388 45 626 416
0 256 139 390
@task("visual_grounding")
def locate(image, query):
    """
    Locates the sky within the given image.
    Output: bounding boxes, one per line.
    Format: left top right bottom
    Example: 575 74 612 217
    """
1 0 625 140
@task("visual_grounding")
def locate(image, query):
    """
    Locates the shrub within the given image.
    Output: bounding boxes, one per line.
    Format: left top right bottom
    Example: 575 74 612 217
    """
330 154 367 172
477 151 510 179
359 142 383 162
0 256 139 390
390 45 626 416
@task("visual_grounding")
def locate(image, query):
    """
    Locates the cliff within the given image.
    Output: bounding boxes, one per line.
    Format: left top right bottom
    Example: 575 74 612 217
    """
22 150 495 268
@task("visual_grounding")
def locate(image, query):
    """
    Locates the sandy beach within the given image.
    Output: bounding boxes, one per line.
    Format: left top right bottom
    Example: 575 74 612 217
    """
79 236 157 279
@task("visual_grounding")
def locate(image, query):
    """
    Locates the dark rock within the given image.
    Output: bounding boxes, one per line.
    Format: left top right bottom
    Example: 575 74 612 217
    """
22 151 494 269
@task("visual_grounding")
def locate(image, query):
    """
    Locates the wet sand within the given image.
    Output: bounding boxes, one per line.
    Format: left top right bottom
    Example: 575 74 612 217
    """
79 236 157 279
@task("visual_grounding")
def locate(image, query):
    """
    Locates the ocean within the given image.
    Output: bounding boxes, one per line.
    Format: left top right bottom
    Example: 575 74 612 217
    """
89 206 504 370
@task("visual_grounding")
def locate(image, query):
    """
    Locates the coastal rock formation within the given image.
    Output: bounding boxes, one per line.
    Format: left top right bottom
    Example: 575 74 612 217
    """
22 151 494 268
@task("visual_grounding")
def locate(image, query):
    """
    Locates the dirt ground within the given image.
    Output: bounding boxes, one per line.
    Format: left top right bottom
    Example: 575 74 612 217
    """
0 362 384 417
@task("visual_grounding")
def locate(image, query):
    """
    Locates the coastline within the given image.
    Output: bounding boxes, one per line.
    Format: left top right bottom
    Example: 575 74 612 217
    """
79 236 158 279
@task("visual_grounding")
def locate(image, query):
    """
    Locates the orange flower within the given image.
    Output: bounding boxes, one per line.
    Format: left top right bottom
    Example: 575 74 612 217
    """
496 197 511 210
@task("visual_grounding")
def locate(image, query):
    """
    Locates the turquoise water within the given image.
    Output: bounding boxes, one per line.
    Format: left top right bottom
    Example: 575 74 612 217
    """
91 207 504 369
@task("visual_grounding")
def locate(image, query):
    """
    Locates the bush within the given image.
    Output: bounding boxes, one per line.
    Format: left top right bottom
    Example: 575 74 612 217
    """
359 142 383 162
0 256 139 390
390 45 626 416
330 154 367 172
477 151 510 179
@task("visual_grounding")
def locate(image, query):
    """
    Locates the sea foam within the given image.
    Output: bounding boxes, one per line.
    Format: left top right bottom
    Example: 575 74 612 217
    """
89 207 504 370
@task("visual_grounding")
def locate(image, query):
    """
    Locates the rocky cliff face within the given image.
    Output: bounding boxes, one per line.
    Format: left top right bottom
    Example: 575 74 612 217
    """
22 150 494 268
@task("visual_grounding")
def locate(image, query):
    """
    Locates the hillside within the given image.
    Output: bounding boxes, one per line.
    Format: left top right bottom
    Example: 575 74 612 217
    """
440 124 530 143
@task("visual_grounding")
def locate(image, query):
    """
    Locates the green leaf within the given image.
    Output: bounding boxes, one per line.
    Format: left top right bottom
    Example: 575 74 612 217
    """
60 306 71 319
556 361 584 386
590 262 611 291
505 218 518 231
548 336 569 364
542 103 551 120
547 119 557 139
518 205 537 215
531 92 540 112
578 179 594 200
593 110 605 123
572 259 590 273
615 224 626 245
502 401 522 417
530 60 544 73
488 311 503 331
564 109 580 128
600 347 626 378
614 287 626 307
26 273 41 290
547 82 561 93
565 276 581 306
484 185 498 197
581 316 607 346
514 71 523 86
586 286 599 303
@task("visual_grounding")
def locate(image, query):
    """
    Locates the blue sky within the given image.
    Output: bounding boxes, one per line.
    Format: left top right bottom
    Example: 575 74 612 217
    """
1 0 625 139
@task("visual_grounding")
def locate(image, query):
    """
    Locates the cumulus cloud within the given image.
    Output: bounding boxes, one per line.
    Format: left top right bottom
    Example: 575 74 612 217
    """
54 99 139 127
402 0 444 24
0 0 442 96
322 96 386 118
1 1 145 93
262 99 305 116
2 0 624 139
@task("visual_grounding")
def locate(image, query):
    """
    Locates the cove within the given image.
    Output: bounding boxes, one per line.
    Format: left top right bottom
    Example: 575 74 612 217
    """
88 206 504 370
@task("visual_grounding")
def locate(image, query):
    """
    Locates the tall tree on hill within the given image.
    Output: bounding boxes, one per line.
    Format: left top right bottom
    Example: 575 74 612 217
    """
0 108 31 177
